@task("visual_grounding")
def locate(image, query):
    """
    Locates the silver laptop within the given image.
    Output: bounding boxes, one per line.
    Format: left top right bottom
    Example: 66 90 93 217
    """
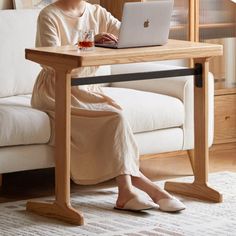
96 0 174 49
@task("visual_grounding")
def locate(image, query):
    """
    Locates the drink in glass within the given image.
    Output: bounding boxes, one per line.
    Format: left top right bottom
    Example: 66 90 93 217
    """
78 30 95 50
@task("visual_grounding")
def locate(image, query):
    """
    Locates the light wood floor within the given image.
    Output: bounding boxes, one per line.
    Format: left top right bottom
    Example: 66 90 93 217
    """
0 143 235 203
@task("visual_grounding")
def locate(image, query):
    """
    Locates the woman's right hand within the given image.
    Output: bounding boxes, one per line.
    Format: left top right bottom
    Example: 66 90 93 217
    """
95 33 118 44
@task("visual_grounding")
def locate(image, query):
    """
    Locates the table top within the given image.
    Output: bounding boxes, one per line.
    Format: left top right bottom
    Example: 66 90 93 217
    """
25 39 223 68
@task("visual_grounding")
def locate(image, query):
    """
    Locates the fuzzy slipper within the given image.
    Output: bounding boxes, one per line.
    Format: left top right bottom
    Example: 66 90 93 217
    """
114 196 155 212
157 197 186 212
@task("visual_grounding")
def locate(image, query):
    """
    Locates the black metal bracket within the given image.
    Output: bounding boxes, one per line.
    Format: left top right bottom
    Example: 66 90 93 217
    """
71 63 203 88
194 63 203 88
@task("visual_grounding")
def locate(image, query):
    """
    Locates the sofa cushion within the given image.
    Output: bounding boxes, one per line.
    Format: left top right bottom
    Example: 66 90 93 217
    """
0 88 184 147
102 87 184 134
0 95 51 147
0 10 41 98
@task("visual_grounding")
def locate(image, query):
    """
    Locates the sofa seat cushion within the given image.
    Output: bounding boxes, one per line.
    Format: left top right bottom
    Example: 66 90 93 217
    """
0 88 184 147
102 87 184 134
0 95 51 147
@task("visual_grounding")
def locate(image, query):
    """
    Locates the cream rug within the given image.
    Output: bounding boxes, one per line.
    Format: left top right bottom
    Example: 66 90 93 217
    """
0 172 236 236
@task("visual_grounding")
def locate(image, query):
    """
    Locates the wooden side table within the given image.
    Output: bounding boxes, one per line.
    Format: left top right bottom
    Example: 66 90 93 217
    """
25 39 223 225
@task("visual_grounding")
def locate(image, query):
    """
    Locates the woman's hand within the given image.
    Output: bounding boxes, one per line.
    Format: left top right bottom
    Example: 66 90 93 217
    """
95 33 118 44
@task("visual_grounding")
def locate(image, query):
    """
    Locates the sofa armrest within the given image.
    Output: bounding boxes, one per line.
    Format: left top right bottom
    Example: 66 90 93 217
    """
110 62 214 149
110 63 190 100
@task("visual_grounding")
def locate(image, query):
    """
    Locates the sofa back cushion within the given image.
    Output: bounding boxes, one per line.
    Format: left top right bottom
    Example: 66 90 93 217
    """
0 10 41 98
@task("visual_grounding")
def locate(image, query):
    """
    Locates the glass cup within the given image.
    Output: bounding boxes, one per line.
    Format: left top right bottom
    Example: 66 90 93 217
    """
77 30 95 51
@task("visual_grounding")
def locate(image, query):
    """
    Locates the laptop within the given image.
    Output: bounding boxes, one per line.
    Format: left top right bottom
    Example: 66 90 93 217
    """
95 0 174 49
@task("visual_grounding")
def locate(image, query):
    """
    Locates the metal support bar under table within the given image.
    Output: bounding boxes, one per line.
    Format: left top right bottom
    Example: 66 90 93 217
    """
71 63 203 88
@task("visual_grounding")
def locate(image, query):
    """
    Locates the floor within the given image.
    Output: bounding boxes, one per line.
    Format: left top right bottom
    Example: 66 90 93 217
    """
0 143 235 203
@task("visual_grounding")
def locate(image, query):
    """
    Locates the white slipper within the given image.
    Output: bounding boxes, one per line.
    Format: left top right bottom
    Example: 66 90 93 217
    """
115 196 155 211
157 197 186 212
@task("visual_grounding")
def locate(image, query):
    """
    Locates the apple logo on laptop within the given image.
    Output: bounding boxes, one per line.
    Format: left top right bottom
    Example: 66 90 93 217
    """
144 19 150 28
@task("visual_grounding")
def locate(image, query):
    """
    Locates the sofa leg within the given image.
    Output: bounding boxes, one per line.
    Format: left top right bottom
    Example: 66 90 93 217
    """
0 174 2 188
187 150 195 175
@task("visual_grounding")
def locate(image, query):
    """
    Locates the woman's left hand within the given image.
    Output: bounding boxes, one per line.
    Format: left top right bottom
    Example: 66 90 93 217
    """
95 33 118 44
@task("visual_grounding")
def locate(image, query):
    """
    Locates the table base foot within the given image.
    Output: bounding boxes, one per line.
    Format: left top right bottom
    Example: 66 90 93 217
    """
26 201 84 225
164 181 223 203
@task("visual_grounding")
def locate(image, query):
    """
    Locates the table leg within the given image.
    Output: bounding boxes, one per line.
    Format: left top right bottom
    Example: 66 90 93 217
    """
26 69 84 225
165 58 223 203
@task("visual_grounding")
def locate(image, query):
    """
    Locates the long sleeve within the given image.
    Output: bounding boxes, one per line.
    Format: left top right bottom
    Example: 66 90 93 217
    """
99 6 121 37
106 12 121 36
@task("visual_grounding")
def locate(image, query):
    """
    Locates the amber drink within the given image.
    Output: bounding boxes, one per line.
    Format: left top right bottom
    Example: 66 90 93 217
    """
78 30 95 51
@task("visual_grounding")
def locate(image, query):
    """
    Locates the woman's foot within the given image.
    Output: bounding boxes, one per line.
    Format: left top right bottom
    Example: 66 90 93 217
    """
116 190 137 209
149 187 173 203
131 173 186 212
116 192 154 211
149 187 185 212
115 174 154 211
157 197 186 212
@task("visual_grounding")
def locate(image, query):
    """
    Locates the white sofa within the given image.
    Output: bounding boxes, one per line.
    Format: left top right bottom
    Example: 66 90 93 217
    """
0 10 214 178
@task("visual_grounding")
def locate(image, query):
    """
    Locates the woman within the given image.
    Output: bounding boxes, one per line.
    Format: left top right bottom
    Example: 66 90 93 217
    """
32 0 186 212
